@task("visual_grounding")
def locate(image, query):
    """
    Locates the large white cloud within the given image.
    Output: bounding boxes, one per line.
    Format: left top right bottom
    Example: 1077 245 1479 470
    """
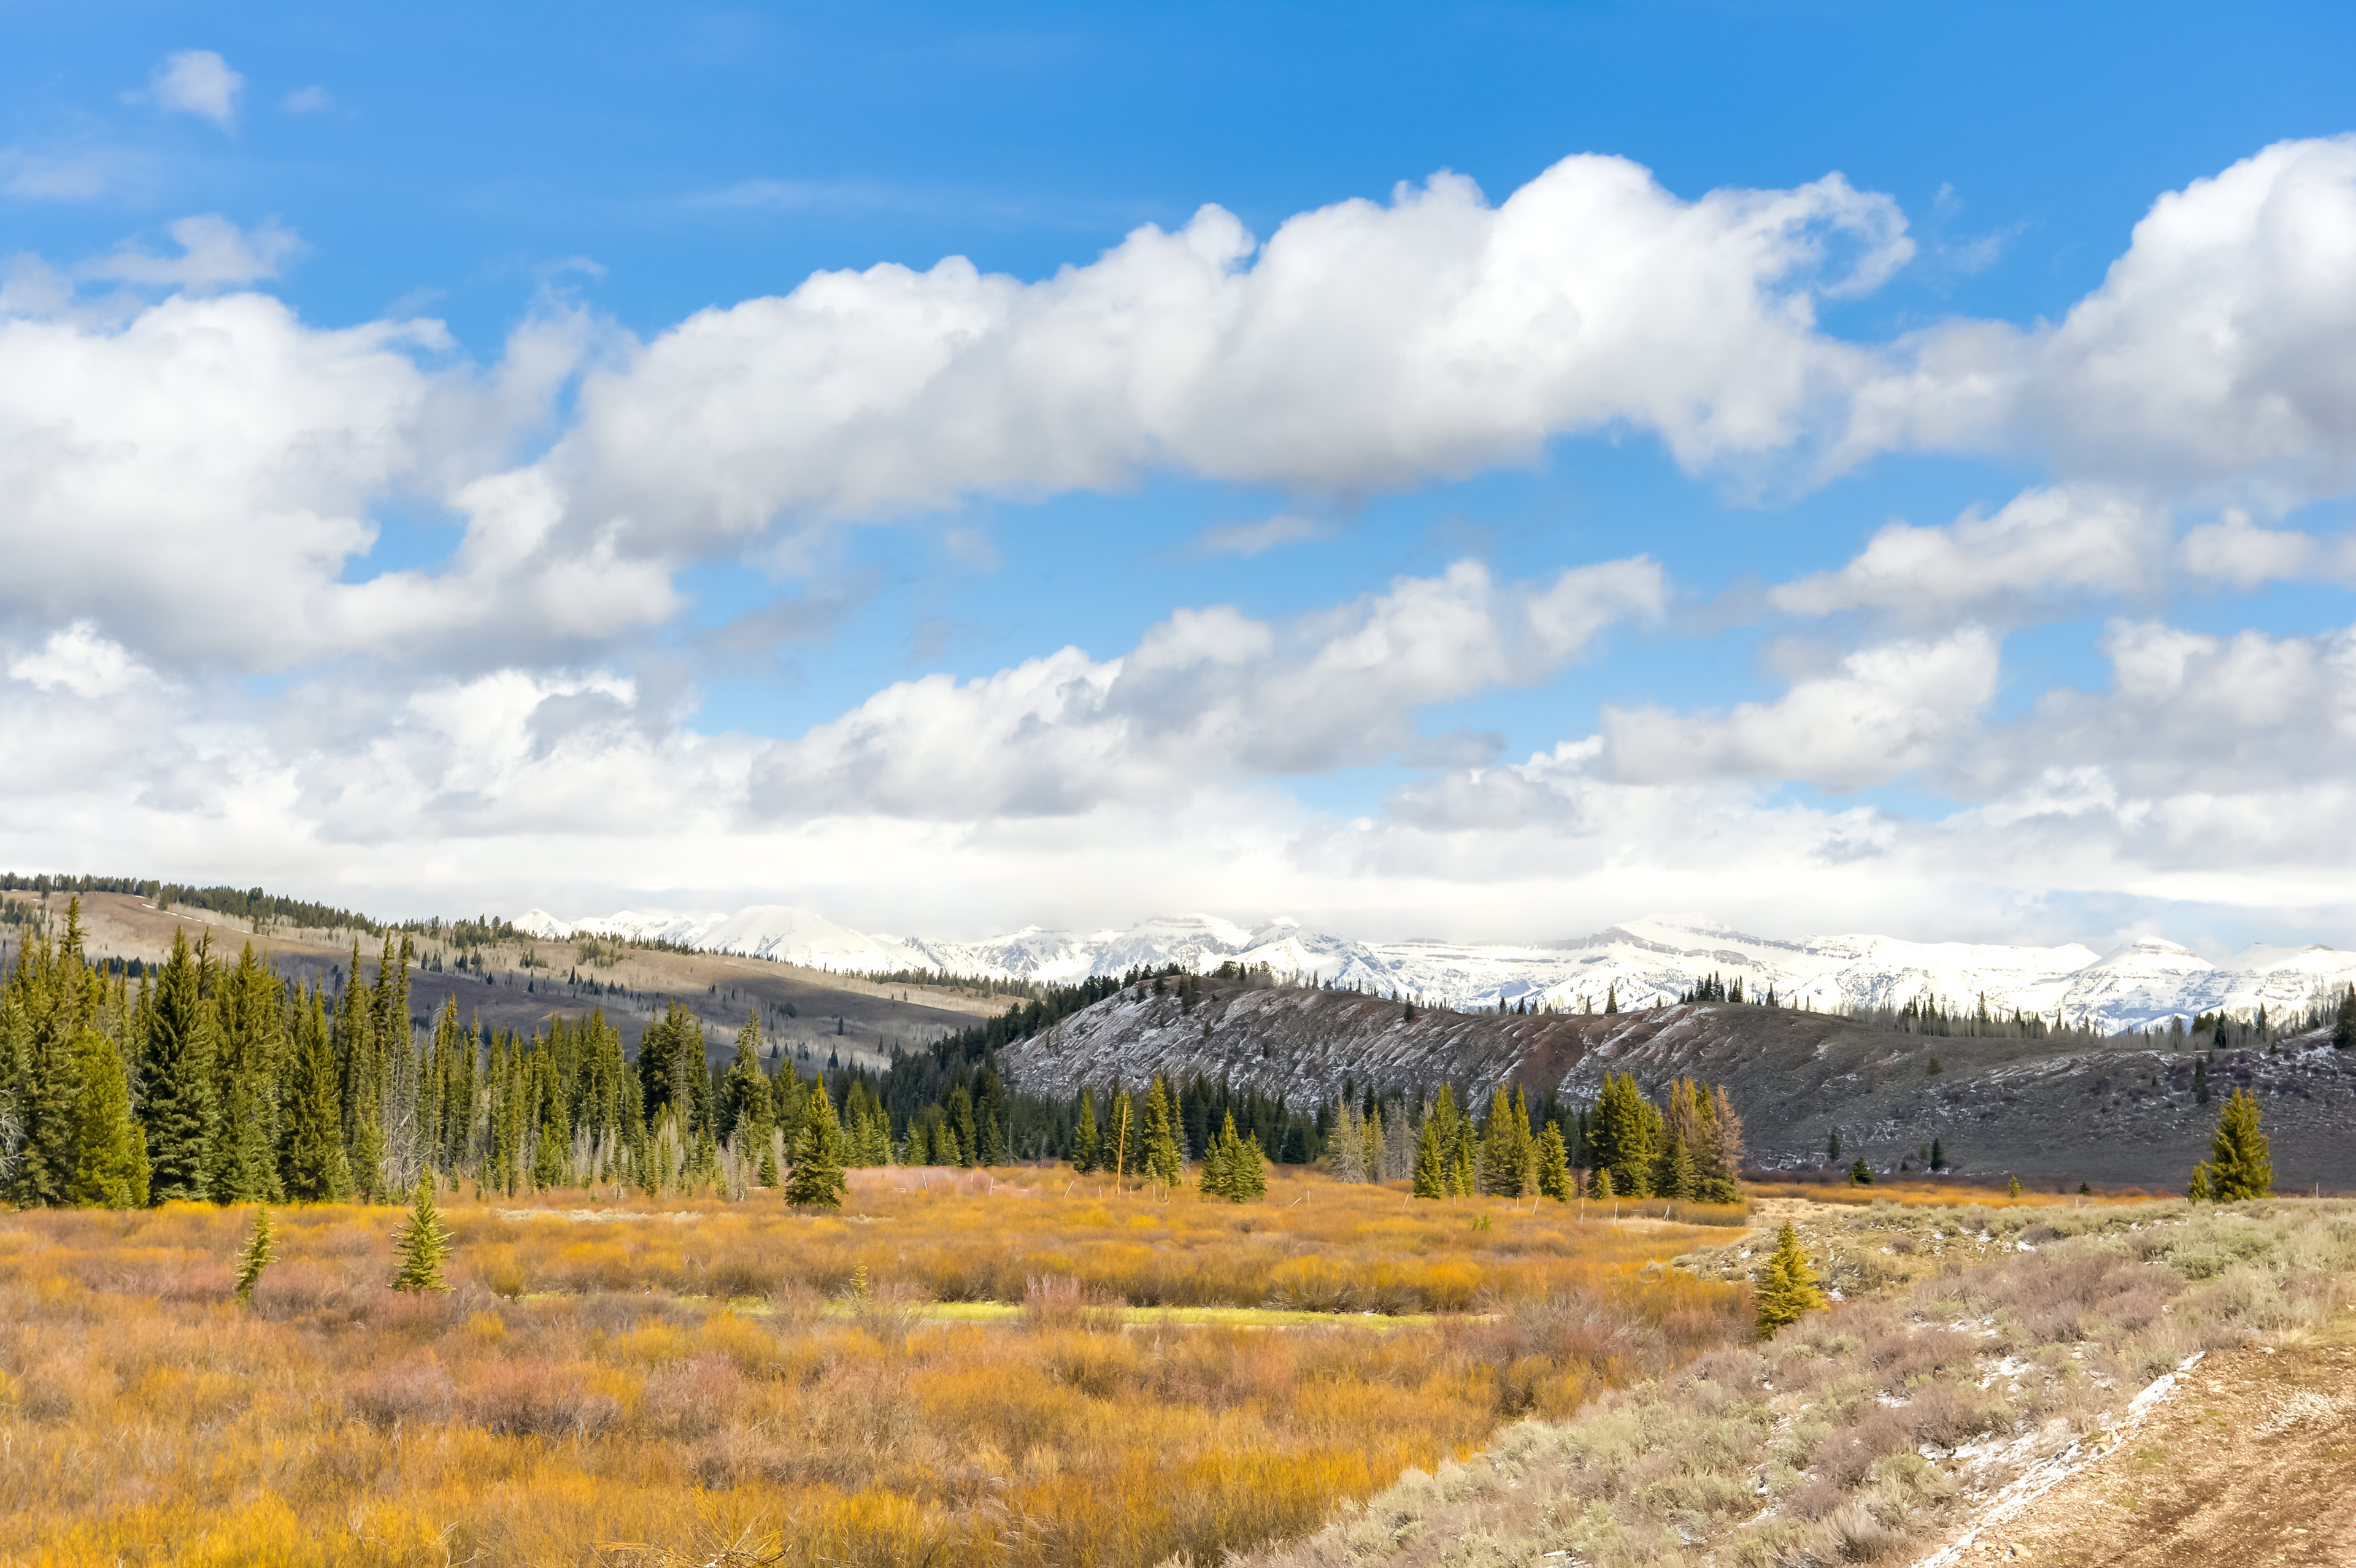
1604 628 2000 791
1771 487 2168 626
0 284 598 672
553 157 1908 545
1852 136 2356 500
747 556 1664 818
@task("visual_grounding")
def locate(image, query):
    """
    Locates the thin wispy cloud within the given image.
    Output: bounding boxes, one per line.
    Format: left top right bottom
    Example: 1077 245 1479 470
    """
1190 514 1337 558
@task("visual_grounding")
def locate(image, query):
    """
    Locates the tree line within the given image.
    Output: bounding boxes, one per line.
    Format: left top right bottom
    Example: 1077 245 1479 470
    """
3 905 1748 1211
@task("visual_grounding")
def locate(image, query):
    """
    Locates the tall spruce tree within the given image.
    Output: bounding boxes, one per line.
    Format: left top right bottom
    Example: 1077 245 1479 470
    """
1141 1076 1183 1188
1658 1128 1696 1202
1587 1072 1656 1199
1071 1089 1100 1174
1198 1112 1265 1202
3 907 90 1207
204 942 282 1204
783 1080 846 1209
1411 1116 1447 1199
281 985 351 1202
532 1048 570 1189
69 1026 150 1209
1537 1122 1571 1201
141 928 217 1202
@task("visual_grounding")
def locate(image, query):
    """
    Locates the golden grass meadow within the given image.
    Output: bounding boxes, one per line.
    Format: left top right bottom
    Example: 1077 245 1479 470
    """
0 1167 1748 1567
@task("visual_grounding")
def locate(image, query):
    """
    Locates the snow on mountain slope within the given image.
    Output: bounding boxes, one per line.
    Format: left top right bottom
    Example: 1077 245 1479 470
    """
513 902 2356 1034
513 904 935 972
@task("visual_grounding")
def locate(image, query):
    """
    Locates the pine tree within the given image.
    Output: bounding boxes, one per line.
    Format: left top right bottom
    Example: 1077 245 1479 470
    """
205 942 283 1204
69 1026 150 1209
1450 1114 1477 1197
390 1181 454 1293
1071 1090 1100 1174
2193 1055 2211 1105
1193 1113 1264 1202
1587 1072 1655 1199
2006 1175 2022 1198
1754 1221 1827 1336
1592 1165 1615 1201
233 1207 275 1305
2187 1163 2214 1202
2204 1087 2271 1201
1537 1123 1571 1201
280 985 351 1202
532 1050 570 1189
1660 1129 1696 1202
1827 1129 1842 1163
1198 1119 1234 1199
4 919 88 1209
1929 1137 1945 1171
975 1070 1008 1167
784 1081 847 1209
2334 985 2355 1051
945 1084 977 1168
1604 982 1618 1015
1141 1076 1183 1188
141 928 217 1202
1411 1116 1447 1199
1849 1157 1873 1185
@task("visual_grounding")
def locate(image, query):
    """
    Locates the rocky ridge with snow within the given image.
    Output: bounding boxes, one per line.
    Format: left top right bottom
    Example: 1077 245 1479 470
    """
512 905 2356 1036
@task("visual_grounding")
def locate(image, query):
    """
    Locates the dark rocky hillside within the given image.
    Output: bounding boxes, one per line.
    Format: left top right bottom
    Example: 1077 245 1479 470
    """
999 977 2356 1190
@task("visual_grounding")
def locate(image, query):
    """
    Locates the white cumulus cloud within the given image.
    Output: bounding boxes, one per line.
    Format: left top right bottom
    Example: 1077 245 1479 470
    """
1852 137 2356 502
747 556 1664 818
1605 629 2001 791
150 50 245 128
550 156 1909 550
1771 487 2169 626
7 621 149 697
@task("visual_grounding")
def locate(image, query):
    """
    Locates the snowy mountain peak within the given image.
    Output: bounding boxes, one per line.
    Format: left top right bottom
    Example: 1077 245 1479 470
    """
512 902 2356 1035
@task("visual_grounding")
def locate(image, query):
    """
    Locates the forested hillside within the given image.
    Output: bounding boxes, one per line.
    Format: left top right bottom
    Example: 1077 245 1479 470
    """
1004 968 2356 1189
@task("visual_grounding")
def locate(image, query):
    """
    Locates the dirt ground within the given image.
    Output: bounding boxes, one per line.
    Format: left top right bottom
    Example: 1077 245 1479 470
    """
1950 1335 2356 1566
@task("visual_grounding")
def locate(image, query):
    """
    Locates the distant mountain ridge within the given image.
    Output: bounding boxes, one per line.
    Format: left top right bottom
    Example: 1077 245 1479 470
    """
512 905 2356 1035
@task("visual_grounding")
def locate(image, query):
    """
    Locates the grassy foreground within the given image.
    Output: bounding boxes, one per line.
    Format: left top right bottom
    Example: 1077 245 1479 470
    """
1239 1195 2356 1568
0 1169 1748 1567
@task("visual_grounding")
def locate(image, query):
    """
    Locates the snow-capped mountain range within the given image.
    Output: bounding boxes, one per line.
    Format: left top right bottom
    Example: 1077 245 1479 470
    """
511 906 2356 1035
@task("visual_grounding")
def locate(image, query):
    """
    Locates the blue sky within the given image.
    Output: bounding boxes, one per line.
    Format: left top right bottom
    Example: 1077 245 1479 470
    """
4 2 2355 951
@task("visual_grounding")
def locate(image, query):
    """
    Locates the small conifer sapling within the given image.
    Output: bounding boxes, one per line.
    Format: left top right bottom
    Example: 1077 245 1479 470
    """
1754 1221 1827 1337
233 1207 275 1306
390 1182 455 1294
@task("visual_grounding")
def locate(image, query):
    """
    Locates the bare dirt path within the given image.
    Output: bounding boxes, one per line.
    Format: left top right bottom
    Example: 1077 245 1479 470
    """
1946 1340 2356 1566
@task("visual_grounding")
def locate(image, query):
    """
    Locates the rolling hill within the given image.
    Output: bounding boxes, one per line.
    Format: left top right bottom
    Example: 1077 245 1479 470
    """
998 975 2356 1190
